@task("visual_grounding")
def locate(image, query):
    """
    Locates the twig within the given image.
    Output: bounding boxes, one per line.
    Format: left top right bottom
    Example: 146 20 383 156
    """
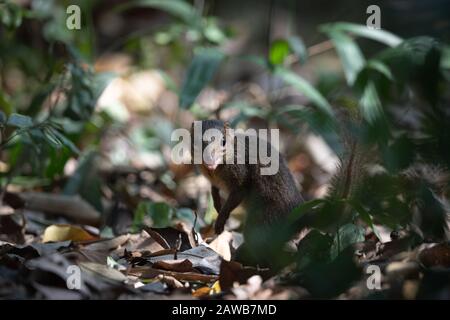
307 40 335 56
192 210 199 246
174 233 182 260
284 40 335 67
266 0 276 97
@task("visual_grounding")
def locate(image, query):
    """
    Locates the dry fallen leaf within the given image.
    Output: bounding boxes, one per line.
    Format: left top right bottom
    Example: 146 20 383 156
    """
117 230 165 256
209 231 232 261
192 286 211 297
145 226 193 251
42 224 97 243
219 260 263 291
152 259 196 273
191 280 221 297
80 262 128 283
83 234 130 251
212 280 221 294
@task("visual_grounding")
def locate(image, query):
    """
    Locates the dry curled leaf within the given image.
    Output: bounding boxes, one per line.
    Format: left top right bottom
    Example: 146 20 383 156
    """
42 224 97 243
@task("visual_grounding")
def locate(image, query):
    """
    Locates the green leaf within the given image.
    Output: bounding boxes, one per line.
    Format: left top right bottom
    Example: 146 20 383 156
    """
116 0 198 25
377 37 440 74
0 91 13 115
133 202 174 229
0 2 24 29
360 81 383 124
275 68 334 116
288 36 308 64
354 59 394 97
330 223 365 259
275 105 342 155
321 22 402 47
42 127 63 148
47 127 80 154
363 60 394 81
7 113 33 128
203 18 227 44
347 200 381 240
378 37 441 106
179 47 225 109
204 193 217 225
325 30 365 85
269 36 308 66
288 199 328 224
269 39 290 66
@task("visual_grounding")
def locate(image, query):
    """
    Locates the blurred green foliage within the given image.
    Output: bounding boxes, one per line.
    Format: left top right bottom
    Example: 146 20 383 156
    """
0 0 111 189
1 0 450 298
218 21 450 296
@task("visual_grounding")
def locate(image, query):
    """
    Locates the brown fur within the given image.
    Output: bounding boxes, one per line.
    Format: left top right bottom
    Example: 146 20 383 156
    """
191 120 303 234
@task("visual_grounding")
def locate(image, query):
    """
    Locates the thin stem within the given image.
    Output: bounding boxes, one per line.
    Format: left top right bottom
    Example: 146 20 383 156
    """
266 0 276 104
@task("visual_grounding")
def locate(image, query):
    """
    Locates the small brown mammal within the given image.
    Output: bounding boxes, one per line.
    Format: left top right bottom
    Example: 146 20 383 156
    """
191 120 303 234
